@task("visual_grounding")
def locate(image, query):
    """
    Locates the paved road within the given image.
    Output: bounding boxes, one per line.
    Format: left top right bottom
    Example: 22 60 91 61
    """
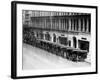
22 43 90 70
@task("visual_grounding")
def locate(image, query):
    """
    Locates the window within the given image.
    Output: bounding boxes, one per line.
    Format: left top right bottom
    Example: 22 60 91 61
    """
73 37 77 48
53 34 56 42
45 32 51 41
78 40 89 52
69 40 71 47
59 36 68 45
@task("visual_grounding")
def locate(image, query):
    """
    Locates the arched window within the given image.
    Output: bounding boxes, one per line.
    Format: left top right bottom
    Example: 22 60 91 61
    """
45 32 51 41
73 36 77 48
69 40 71 47
53 33 56 42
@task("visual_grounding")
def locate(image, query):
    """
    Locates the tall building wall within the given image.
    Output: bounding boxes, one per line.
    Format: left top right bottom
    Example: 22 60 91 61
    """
22 10 91 34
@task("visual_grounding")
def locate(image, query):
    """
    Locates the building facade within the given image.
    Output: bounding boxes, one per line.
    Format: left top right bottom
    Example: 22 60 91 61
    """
23 10 91 62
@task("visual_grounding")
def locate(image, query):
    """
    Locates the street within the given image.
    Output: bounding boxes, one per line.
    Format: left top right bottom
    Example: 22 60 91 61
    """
22 43 90 70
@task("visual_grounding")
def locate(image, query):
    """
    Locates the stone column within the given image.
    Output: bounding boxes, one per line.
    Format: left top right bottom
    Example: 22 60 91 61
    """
72 19 74 31
82 18 85 32
86 19 89 33
78 19 81 31
68 19 71 31
59 18 61 30
65 19 67 31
